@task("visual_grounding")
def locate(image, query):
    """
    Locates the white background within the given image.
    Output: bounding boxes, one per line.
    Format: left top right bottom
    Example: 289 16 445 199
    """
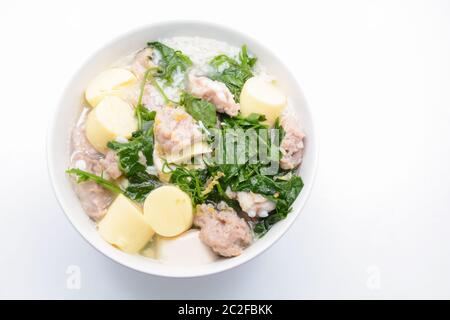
0 0 449 299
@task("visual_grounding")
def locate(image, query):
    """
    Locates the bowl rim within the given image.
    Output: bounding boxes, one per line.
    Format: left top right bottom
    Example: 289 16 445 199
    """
47 19 319 278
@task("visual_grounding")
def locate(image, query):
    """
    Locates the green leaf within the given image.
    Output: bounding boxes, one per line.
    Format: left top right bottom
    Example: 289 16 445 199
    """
106 124 161 202
107 131 154 174
136 105 156 122
221 113 268 130
66 167 161 203
274 117 285 140
169 165 209 205
124 179 161 203
239 45 257 68
210 45 256 101
66 168 123 194
147 42 192 84
212 113 275 167
208 149 303 236
179 92 217 128
235 174 279 195
252 175 304 236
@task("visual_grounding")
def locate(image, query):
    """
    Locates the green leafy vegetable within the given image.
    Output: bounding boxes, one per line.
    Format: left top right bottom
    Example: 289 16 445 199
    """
221 113 268 130
136 67 175 120
167 164 242 211
169 165 209 205
210 45 257 101
211 165 302 236
200 109 295 234
272 117 285 163
207 118 302 236
124 178 161 202
251 175 304 235
135 67 158 130
107 133 153 175
235 174 279 195
213 113 277 166
135 104 156 134
66 168 160 203
66 168 123 194
274 117 285 140
205 159 303 236
147 42 192 85
106 125 161 202
179 92 217 128
136 105 156 122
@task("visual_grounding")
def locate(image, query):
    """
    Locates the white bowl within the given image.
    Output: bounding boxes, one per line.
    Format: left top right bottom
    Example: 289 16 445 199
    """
47 21 318 278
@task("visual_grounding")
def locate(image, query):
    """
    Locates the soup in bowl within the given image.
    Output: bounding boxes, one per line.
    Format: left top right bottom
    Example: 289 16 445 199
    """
47 21 318 277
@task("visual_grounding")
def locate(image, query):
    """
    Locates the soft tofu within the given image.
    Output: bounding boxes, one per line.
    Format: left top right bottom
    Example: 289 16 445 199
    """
85 68 137 107
98 194 154 253
85 96 137 153
239 76 287 126
143 185 193 237
157 230 218 265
